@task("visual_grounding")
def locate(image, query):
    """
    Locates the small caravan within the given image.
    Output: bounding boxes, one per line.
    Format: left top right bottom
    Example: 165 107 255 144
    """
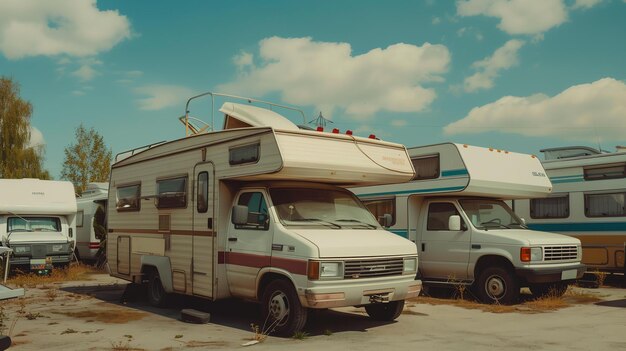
352 143 585 304
107 93 420 335
514 146 626 273
75 182 108 262
0 179 76 273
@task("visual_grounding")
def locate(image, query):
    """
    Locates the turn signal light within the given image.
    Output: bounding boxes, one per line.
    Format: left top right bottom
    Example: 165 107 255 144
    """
308 261 320 280
520 247 531 262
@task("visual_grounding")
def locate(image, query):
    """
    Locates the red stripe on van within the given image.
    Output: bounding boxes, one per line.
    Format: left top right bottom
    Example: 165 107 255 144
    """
218 251 307 275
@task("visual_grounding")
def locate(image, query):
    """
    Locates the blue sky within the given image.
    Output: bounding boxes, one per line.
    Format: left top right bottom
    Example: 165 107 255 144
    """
1 0 625 179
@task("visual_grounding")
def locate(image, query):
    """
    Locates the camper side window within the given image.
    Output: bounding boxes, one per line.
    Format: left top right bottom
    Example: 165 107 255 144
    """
156 177 188 209
197 172 209 213
363 198 396 226
585 192 626 217
76 210 84 227
584 164 626 181
427 203 460 231
229 143 260 165
411 155 440 180
530 195 570 219
116 184 140 211
236 192 269 230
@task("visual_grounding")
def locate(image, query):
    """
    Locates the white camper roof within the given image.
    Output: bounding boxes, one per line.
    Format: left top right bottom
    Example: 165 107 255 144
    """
0 179 77 214
353 143 552 199
221 102 300 131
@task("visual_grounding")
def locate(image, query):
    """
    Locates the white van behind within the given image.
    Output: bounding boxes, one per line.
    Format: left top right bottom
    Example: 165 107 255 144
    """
0 179 76 273
75 182 108 262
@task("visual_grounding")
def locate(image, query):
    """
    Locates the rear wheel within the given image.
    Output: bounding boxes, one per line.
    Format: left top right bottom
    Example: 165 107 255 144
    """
364 300 405 321
475 266 519 305
529 282 568 298
147 269 168 307
261 280 308 337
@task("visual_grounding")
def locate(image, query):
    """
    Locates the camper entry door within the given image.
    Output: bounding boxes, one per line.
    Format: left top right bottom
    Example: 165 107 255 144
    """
192 162 216 298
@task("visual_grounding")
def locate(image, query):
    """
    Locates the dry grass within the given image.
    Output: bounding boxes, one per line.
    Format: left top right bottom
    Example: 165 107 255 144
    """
7 263 104 288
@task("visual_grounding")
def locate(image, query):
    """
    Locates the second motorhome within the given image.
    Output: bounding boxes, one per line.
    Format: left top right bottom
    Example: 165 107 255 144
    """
0 179 76 273
352 143 585 304
75 182 108 262
107 94 420 336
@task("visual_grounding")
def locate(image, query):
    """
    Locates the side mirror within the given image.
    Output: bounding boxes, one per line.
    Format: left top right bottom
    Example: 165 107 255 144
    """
381 213 393 228
520 218 526 226
231 205 249 225
448 215 462 231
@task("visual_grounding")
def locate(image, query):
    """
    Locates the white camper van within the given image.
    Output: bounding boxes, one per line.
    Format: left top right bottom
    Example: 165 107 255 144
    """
352 143 585 304
0 179 76 273
107 93 420 336
513 146 626 273
75 182 108 262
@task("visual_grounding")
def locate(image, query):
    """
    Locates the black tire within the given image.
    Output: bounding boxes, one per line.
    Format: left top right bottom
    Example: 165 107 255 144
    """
364 300 405 321
261 280 308 337
529 282 568 298
147 269 169 307
475 266 520 305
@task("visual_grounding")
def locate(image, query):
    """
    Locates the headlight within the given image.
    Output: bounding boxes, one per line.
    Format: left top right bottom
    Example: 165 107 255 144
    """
13 246 31 254
530 247 543 261
403 257 417 273
51 243 70 253
307 260 343 280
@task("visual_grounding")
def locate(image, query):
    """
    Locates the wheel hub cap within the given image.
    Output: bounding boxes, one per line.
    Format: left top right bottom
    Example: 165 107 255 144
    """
486 276 506 298
269 292 288 321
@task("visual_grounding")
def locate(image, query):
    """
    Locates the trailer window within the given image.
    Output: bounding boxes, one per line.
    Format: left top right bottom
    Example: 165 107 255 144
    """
585 192 626 217
76 210 84 227
116 184 140 211
363 198 396 226
236 192 269 230
427 203 461 231
156 177 187 209
8 217 61 232
229 143 260 165
584 164 626 181
530 195 569 219
411 155 439 180
197 172 209 213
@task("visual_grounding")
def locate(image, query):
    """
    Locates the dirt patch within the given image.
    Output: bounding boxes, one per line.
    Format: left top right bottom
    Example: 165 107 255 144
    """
51 308 147 324
184 340 230 348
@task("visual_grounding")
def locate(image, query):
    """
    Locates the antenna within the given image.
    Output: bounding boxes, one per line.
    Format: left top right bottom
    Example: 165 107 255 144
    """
308 112 333 129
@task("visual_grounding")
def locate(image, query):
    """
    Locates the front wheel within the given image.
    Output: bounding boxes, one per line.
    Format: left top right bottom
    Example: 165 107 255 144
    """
529 282 569 298
261 280 308 337
364 300 405 321
475 266 520 305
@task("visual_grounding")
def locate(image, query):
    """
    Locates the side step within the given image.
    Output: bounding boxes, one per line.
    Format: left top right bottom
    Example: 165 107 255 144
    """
0 284 24 300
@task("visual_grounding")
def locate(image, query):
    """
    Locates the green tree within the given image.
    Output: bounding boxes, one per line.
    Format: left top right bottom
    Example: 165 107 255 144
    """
61 124 112 195
0 77 50 179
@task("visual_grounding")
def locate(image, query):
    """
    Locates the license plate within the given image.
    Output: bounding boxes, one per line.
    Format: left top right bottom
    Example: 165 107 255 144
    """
561 269 577 280
30 257 53 270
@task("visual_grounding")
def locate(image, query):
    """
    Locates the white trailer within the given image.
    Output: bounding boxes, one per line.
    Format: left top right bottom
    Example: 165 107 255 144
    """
107 94 420 336
0 179 76 273
513 146 626 273
75 182 108 262
352 143 585 304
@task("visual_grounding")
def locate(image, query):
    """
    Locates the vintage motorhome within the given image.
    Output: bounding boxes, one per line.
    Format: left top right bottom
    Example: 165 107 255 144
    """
75 182 108 262
513 146 626 273
0 179 76 273
107 94 420 335
352 143 585 304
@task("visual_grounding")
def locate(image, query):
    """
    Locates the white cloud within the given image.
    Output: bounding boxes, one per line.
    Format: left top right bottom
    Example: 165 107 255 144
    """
456 0 568 35
445 78 626 142
572 0 602 9
432 17 442 24
0 0 131 59
28 126 45 148
464 39 525 92
71 58 102 81
134 85 195 111
233 52 253 69
218 37 450 118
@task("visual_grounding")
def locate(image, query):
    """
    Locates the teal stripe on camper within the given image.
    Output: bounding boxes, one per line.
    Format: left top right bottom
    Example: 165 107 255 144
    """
388 229 409 238
550 174 584 184
358 185 466 198
528 222 626 232
441 169 468 177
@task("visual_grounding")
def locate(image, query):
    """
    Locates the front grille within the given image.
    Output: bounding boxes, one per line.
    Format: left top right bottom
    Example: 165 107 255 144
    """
31 244 47 258
544 246 578 261
344 257 404 279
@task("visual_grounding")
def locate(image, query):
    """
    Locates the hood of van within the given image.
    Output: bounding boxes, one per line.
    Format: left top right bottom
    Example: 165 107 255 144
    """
476 228 581 246
290 229 417 258
7 232 71 244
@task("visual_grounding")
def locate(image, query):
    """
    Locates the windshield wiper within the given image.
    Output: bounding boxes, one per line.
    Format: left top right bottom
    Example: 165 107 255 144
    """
480 222 511 230
334 219 377 229
289 218 342 229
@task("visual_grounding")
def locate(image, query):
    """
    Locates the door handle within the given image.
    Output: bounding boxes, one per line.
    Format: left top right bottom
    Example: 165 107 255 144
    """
228 237 238 242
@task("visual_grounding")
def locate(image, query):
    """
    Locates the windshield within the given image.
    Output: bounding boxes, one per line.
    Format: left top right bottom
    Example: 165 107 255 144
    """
8 217 62 232
459 199 524 230
269 188 380 229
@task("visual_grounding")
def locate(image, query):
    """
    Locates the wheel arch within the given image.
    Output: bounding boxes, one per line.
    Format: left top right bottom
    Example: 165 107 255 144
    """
140 255 174 293
256 269 298 301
